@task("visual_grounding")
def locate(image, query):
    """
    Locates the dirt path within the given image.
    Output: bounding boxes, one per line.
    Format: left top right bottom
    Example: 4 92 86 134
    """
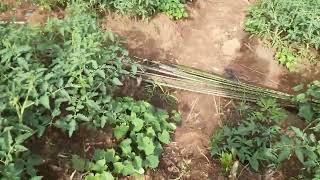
103 0 292 178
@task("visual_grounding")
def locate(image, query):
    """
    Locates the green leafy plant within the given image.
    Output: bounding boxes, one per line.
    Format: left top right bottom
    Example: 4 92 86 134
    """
158 0 188 19
219 152 234 174
0 3 135 178
211 94 320 178
211 98 287 171
275 47 297 71
71 97 179 177
32 0 188 19
245 0 320 70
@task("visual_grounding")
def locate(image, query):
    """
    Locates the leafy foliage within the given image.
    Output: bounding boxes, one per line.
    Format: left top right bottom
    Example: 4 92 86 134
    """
245 0 320 70
211 99 287 171
0 3 135 178
71 97 180 177
32 0 188 19
211 96 320 178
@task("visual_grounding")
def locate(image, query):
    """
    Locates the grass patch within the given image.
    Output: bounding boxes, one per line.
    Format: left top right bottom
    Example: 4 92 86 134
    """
245 0 320 71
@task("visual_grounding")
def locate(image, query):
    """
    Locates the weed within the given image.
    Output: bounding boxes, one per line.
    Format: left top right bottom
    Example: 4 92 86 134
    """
245 0 320 70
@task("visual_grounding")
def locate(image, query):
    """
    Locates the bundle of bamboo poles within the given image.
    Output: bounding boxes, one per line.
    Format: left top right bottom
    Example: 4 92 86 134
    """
135 59 293 103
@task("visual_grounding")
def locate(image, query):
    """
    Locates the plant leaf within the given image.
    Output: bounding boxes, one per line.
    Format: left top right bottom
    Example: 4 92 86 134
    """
39 95 50 110
158 130 170 144
112 77 123 86
114 124 129 140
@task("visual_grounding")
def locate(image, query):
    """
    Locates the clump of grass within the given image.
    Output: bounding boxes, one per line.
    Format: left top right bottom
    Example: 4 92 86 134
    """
245 0 320 71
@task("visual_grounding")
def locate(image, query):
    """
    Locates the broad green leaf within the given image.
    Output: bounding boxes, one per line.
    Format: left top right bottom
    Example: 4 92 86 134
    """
91 159 107 172
146 155 159 168
248 158 259 171
71 155 87 171
15 132 33 144
298 104 313 121
68 119 77 137
291 126 305 139
30 176 43 180
137 135 155 155
120 139 132 155
122 160 135 176
112 77 123 86
146 127 156 137
114 124 129 140
96 69 105 78
131 64 138 75
4 130 13 150
132 118 144 132
278 147 291 162
77 113 90 122
39 95 50 110
14 145 28 152
100 171 114 180
295 148 304 163
105 149 116 163
158 130 170 144
113 162 124 174
133 156 143 169
93 149 106 161
86 100 101 111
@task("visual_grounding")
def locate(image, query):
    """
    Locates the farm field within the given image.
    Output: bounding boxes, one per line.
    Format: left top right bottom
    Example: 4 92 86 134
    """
0 0 320 179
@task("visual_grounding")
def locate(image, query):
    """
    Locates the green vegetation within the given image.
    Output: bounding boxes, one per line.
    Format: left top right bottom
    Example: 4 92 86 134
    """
210 83 320 178
71 97 179 178
0 3 179 178
32 0 188 19
0 2 9 12
245 0 320 71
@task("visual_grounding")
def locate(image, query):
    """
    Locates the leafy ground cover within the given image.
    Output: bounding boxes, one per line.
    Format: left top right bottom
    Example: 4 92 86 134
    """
0 3 179 179
210 83 320 179
245 0 320 71
32 0 188 19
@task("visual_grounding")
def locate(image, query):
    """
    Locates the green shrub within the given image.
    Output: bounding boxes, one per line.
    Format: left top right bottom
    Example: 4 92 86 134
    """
245 0 320 70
